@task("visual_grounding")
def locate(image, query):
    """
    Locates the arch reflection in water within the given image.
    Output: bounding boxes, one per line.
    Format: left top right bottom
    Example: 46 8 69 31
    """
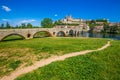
77 32 120 40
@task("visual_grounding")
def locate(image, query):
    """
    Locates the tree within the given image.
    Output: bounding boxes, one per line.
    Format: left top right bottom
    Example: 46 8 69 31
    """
21 23 26 28
96 19 108 22
27 23 32 28
6 22 11 29
90 20 96 24
41 18 53 28
103 25 119 34
54 20 63 25
15 25 19 28
0 23 4 29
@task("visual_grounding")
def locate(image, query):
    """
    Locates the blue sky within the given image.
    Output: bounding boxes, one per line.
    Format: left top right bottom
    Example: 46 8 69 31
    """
0 0 120 26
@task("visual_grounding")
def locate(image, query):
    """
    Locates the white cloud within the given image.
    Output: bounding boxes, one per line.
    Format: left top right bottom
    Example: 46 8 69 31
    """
2 5 11 12
2 19 9 21
54 14 58 17
19 19 36 23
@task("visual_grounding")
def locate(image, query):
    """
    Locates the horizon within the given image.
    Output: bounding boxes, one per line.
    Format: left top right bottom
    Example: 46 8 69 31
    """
0 0 120 26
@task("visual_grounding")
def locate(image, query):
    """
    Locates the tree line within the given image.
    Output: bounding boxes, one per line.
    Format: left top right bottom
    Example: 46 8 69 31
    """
0 18 54 29
102 25 120 34
0 18 79 29
87 19 120 34
0 22 40 29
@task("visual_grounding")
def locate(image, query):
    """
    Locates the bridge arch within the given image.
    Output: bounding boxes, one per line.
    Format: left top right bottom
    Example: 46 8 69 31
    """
57 31 66 37
1 33 25 41
69 30 74 37
33 31 52 38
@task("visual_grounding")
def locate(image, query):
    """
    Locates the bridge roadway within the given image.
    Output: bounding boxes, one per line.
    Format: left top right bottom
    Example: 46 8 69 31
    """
0 28 84 41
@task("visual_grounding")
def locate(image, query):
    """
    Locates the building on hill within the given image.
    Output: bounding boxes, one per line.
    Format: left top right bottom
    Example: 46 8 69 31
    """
54 15 90 31
61 15 83 24
93 26 104 32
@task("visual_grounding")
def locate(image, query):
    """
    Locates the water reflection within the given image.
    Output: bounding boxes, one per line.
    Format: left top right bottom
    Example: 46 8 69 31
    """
78 32 120 40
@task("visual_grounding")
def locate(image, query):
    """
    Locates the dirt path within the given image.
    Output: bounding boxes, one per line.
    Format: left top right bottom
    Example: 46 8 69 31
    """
0 41 110 80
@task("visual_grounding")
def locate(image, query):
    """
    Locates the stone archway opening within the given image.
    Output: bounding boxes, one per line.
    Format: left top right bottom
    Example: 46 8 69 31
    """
57 31 66 37
33 31 52 38
2 34 25 41
69 30 74 37
77 31 80 37
27 34 31 38
53 32 56 35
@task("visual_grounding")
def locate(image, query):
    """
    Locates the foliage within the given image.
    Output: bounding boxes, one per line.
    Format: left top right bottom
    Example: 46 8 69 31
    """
103 25 120 34
0 23 38 29
9 60 21 70
34 31 51 38
6 22 11 29
96 19 108 22
21 23 26 28
15 40 120 80
90 20 96 24
54 20 63 25
27 23 32 28
41 18 53 28
0 23 4 29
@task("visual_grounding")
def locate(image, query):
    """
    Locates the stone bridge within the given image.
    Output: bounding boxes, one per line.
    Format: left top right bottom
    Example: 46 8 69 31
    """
0 28 84 41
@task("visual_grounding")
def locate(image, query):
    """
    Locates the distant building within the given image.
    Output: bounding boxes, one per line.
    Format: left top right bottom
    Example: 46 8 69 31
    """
95 22 105 25
61 15 82 24
117 22 120 27
108 23 116 26
93 26 104 32
79 23 90 31
54 15 90 31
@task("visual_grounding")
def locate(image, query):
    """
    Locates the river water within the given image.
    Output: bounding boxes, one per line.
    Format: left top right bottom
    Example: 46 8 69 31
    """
78 32 120 40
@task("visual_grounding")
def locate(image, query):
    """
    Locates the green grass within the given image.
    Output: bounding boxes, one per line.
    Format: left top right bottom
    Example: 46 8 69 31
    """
34 31 51 38
0 37 109 54
9 60 21 70
3 35 24 41
0 37 109 77
15 40 120 80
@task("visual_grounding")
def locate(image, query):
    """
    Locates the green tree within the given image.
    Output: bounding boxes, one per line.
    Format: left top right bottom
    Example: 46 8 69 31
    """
54 20 63 25
90 20 96 24
6 22 11 29
96 19 108 22
110 25 119 34
103 25 119 34
0 23 4 29
41 18 53 28
15 25 19 28
27 23 32 28
103 25 110 33
21 23 26 28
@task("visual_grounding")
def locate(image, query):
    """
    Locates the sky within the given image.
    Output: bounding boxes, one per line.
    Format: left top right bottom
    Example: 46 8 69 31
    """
0 0 120 26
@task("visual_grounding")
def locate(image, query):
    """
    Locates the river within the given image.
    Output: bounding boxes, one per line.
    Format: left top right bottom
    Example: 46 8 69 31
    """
78 32 120 40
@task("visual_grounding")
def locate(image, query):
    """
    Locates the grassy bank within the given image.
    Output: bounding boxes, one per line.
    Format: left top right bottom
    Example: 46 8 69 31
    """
15 40 120 80
0 37 109 77
2 35 24 41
